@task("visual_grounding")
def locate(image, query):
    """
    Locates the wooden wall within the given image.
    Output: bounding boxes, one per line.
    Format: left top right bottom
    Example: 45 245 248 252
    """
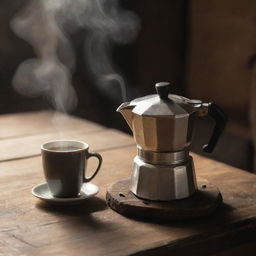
184 0 256 171
185 0 256 127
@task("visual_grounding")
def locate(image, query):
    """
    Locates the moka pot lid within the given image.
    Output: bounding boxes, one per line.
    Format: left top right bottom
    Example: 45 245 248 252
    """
130 82 198 117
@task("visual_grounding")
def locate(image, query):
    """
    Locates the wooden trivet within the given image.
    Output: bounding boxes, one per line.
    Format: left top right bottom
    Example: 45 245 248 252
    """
106 178 222 221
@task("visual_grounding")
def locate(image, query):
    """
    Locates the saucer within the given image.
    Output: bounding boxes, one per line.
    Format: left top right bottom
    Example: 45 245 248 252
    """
32 183 99 206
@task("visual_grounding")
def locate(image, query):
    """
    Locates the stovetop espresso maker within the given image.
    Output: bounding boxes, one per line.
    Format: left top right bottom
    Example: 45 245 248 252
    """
117 82 227 201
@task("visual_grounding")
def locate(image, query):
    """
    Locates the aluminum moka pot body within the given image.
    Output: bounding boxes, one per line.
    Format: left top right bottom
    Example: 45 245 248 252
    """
118 83 210 153
117 82 227 201
119 101 197 152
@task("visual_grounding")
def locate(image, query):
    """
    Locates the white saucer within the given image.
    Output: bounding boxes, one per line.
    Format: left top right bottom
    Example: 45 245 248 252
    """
32 183 99 206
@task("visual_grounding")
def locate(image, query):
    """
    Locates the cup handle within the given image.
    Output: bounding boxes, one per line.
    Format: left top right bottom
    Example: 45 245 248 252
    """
84 152 103 182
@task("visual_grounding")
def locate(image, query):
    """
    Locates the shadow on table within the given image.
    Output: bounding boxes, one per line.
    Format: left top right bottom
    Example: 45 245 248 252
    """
121 202 236 226
129 202 255 256
36 196 107 216
35 197 137 253
36 196 109 231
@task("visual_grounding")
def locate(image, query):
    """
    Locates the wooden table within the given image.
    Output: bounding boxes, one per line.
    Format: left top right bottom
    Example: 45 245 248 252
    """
0 111 255 256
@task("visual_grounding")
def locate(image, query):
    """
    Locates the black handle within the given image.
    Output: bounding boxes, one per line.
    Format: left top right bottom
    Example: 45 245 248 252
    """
202 103 228 153
83 152 103 182
155 82 171 100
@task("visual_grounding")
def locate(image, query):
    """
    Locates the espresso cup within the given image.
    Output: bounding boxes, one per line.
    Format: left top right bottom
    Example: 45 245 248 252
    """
41 140 102 198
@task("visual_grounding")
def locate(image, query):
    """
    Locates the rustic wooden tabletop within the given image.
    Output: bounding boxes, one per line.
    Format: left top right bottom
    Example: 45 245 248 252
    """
0 111 255 256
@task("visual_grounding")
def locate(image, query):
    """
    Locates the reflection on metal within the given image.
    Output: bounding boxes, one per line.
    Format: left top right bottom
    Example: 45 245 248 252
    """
118 82 226 201
130 152 197 201
137 147 188 165
117 83 209 152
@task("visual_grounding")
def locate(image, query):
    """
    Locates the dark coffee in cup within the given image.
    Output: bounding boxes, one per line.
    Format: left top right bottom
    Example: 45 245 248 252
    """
48 146 82 152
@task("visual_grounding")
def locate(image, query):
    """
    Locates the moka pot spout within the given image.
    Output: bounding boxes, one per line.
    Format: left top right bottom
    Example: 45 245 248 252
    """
116 102 135 131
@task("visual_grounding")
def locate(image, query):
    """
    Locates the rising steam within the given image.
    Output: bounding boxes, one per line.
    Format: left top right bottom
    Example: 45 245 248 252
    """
11 0 140 113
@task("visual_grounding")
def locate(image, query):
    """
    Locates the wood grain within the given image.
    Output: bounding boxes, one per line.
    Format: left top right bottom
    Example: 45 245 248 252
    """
0 110 103 139
0 111 255 255
0 128 134 162
106 178 222 221
0 147 255 256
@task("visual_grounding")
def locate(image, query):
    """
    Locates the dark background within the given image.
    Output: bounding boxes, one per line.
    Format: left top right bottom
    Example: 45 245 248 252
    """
0 0 253 171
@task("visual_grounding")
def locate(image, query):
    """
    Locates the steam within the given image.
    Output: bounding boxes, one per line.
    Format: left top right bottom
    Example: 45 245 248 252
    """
11 0 77 112
11 0 140 113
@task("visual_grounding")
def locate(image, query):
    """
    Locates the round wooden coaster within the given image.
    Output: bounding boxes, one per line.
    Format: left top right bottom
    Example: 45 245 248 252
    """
106 178 222 221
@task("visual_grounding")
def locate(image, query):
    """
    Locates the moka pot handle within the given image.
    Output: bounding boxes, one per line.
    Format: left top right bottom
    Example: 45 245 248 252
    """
202 103 228 153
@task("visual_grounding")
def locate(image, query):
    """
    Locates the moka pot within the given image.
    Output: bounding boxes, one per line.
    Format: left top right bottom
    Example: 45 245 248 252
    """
117 82 227 201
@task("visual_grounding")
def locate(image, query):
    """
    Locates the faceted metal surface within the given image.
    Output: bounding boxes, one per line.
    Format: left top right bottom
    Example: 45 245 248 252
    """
131 94 193 116
130 155 197 201
117 84 210 201
131 113 196 151
117 94 208 152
